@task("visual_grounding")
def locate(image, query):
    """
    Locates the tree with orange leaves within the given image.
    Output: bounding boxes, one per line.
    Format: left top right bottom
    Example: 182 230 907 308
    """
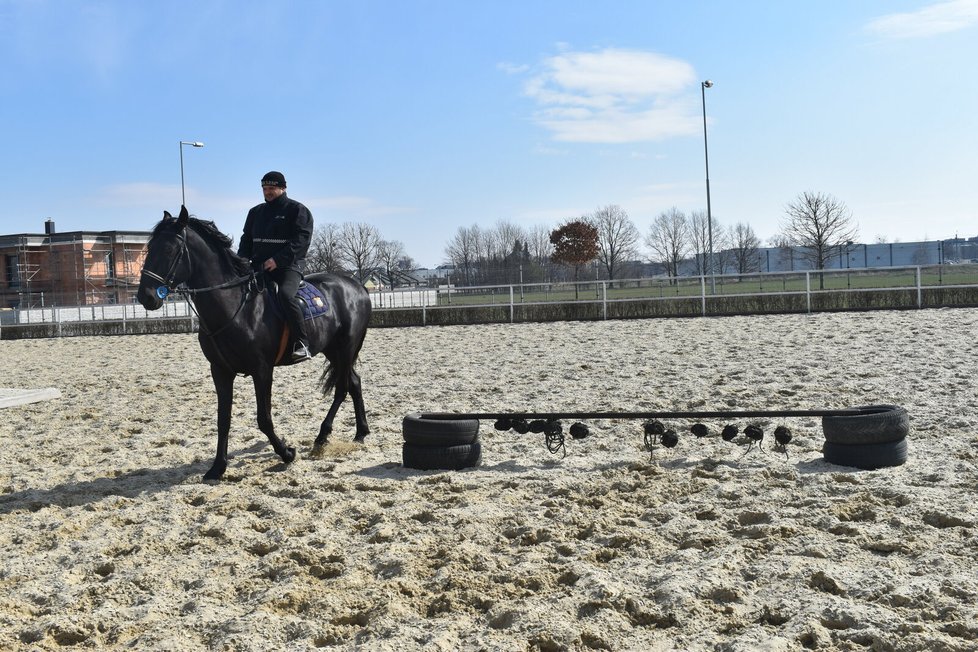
550 219 599 299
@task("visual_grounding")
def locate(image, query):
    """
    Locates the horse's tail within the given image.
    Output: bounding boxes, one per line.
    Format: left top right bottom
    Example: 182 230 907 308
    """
319 360 338 396
319 358 352 396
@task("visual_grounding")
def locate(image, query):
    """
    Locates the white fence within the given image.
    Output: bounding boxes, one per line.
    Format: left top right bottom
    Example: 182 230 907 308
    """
0 298 194 326
370 288 436 309
0 289 435 336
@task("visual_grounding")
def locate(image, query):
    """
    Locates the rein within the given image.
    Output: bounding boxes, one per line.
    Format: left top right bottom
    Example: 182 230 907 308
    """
179 275 261 338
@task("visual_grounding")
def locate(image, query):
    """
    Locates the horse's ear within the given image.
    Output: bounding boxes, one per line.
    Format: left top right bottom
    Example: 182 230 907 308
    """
164 210 173 220
178 205 189 226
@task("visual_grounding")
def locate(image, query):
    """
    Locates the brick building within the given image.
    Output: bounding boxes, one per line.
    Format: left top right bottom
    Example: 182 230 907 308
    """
0 220 150 308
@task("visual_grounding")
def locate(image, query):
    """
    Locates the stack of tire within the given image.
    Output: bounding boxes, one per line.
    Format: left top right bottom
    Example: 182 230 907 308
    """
402 414 483 470
821 405 909 469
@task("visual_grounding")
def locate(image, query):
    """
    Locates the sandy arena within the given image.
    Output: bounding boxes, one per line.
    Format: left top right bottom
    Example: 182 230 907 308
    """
1 309 976 651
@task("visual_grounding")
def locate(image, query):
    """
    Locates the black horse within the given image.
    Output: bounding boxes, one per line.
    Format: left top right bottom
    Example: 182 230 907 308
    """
136 206 371 480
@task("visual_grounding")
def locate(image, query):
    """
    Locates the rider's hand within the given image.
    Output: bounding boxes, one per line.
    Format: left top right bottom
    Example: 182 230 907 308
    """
263 258 278 272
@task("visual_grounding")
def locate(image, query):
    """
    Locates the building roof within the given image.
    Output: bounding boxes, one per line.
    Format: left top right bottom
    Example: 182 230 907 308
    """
0 229 151 248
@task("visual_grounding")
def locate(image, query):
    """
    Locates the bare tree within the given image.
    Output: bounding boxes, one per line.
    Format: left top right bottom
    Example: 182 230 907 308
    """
444 225 479 285
779 191 858 286
306 223 343 274
526 224 555 282
491 220 526 259
491 220 527 284
397 254 416 271
688 210 711 276
730 222 761 274
337 222 381 283
713 224 737 275
645 207 690 280
377 239 406 288
526 224 554 262
591 204 640 283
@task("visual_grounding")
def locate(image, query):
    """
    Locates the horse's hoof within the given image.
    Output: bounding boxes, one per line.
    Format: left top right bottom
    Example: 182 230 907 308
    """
203 467 225 481
309 444 325 459
353 435 367 444
282 446 296 465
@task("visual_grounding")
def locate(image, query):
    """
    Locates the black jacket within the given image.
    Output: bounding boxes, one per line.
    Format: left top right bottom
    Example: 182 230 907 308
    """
237 193 313 273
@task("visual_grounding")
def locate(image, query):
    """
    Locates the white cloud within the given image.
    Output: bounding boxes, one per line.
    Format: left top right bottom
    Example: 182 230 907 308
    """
522 48 700 144
866 0 978 39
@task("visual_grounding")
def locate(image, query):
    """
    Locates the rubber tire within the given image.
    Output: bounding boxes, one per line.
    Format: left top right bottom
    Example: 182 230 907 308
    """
822 405 909 445
402 442 482 471
823 438 908 470
402 414 480 446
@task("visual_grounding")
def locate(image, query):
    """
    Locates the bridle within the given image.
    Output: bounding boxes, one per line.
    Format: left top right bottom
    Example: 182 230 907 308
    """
141 225 260 338
140 228 191 300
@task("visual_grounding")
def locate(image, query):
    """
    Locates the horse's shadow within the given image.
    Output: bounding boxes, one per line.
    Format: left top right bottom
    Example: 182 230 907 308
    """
0 443 267 516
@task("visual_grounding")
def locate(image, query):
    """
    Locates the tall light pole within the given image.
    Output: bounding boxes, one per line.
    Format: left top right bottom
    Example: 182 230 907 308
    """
179 140 205 206
700 80 714 293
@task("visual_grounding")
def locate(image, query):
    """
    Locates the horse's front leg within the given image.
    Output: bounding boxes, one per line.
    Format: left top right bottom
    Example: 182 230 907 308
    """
204 365 234 480
253 372 296 466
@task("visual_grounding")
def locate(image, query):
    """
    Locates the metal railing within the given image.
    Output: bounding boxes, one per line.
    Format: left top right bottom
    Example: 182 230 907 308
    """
377 264 978 324
3 264 977 338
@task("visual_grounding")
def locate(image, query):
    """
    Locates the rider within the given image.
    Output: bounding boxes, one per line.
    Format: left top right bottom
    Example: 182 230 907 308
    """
238 171 314 362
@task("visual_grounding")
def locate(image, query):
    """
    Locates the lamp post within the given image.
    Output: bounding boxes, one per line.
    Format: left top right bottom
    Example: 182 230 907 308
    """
179 140 205 206
700 80 714 293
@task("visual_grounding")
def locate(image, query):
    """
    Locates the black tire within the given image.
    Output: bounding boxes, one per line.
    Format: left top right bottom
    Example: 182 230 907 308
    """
822 405 909 445
402 414 480 446
822 438 908 470
402 442 483 471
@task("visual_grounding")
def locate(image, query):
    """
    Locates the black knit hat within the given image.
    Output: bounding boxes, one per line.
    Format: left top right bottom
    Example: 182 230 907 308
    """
261 171 286 188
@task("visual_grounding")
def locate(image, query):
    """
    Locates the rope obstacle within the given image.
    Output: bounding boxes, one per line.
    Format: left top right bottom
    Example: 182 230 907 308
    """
416 407 890 461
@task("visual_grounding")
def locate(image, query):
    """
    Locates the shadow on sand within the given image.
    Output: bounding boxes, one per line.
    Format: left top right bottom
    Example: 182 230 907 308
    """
0 442 269 515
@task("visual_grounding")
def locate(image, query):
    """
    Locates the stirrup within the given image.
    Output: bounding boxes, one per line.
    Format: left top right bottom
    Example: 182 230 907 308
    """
291 341 312 362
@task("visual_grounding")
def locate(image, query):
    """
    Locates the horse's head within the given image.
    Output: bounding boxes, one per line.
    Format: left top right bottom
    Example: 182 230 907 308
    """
137 206 191 310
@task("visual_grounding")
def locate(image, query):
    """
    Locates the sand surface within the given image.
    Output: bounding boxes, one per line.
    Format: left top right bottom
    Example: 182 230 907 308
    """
1 309 976 651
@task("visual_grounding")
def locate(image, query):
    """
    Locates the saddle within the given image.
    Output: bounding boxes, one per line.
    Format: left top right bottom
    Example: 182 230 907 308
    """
266 279 331 321
265 279 330 366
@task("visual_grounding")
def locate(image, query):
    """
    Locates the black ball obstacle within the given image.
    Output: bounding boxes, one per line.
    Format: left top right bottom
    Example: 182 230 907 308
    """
402 405 909 471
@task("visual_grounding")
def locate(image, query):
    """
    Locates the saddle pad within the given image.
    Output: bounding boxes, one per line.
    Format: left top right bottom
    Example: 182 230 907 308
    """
297 283 330 320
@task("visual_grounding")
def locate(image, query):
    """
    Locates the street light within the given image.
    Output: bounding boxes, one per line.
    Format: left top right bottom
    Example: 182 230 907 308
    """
179 140 205 206
700 80 714 293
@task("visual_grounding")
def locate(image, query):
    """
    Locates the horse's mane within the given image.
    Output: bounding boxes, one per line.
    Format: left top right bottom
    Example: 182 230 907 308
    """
151 215 253 276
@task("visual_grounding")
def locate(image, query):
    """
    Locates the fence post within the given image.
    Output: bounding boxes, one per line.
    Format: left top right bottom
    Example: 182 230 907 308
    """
916 267 922 308
701 275 706 316
509 285 514 323
806 272 811 313
602 281 608 320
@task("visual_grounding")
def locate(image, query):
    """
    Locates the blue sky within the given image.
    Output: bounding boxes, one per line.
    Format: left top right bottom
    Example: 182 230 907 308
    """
2 0 976 267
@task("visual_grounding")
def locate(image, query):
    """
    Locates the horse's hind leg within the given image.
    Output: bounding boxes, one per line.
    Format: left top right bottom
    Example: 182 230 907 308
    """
313 374 349 453
253 373 296 466
349 367 369 442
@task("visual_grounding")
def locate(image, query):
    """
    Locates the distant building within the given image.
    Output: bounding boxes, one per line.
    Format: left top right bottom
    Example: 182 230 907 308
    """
743 238 977 274
0 220 150 309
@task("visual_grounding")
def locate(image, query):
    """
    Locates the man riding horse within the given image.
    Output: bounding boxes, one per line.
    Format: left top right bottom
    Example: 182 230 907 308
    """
238 170 314 362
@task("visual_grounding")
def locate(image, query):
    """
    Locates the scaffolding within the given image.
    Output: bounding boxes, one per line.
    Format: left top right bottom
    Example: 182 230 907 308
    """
1 229 150 308
15 236 44 309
